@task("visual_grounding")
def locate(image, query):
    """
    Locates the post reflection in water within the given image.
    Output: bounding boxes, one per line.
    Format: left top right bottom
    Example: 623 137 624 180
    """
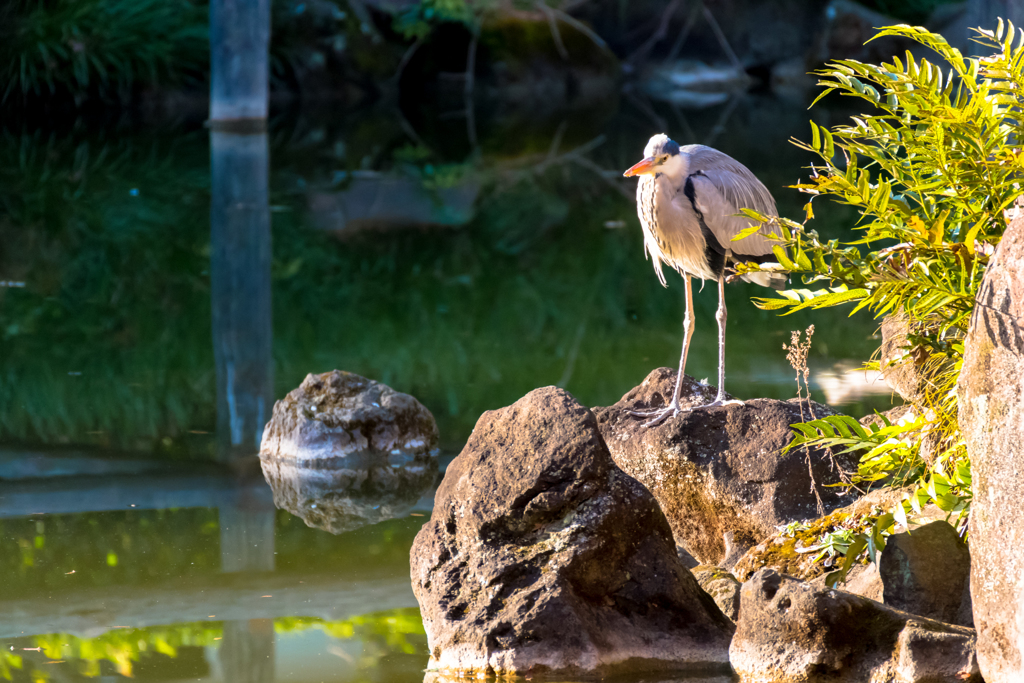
220 619 275 683
210 130 274 462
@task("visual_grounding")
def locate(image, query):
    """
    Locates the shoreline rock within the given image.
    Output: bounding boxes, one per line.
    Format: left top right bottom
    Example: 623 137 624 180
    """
410 386 734 678
959 209 1024 682
732 569 981 683
880 520 971 627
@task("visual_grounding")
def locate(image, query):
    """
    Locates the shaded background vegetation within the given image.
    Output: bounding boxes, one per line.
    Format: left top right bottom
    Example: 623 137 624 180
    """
0 97 887 456
2 0 960 458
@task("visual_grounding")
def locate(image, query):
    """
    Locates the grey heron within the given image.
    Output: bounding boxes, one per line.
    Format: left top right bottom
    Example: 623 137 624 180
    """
623 133 786 425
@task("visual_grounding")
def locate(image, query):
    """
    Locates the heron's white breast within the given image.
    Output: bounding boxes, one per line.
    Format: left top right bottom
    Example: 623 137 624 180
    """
637 175 715 281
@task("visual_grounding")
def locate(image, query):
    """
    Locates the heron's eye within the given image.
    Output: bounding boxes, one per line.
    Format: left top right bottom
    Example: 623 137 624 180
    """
658 155 669 163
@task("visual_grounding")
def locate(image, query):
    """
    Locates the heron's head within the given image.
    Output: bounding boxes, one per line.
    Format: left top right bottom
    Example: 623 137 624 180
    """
623 134 684 178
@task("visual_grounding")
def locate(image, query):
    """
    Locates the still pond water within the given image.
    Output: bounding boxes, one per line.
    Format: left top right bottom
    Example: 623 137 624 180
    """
0 90 896 682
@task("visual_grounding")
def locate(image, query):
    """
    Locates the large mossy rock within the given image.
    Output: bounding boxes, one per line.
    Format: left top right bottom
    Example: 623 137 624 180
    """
409 387 734 678
731 488 905 584
594 368 858 565
959 211 1024 682
731 569 981 683
732 507 853 583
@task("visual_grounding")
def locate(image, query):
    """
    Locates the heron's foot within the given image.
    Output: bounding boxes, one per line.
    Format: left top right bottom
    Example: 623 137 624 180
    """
689 396 745 410
627 403 682 427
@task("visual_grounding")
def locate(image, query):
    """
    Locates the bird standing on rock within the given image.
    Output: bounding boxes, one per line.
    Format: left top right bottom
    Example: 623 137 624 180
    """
623 134 786 425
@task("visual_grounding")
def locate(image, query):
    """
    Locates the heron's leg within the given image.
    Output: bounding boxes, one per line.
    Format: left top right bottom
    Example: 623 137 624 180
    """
629 275 696 426
671 274 696 404
714 273 728 400
691 273 744 409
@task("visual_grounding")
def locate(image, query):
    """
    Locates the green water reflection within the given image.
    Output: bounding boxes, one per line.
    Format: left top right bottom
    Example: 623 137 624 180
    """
0 510 422 595
0 94 893 459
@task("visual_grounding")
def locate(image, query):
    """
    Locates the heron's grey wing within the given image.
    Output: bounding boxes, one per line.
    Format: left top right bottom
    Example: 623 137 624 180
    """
677 148 779 258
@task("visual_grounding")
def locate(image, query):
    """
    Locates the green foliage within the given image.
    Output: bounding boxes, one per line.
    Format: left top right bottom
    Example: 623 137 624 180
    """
787 412 927 487
822 512 896 588
0 132 215 452
0 509 221 595
0 652 22 682
4 610 424 683
778 508 896 588
0 119 883 455
741 22 1024 535
0 0 208 99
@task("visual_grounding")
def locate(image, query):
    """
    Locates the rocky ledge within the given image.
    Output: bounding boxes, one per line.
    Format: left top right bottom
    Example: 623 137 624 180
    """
405 374 993 682
409 386 734 678
595 368 859 565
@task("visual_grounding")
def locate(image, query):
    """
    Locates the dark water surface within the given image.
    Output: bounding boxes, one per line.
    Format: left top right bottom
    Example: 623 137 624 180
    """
1 90 896 681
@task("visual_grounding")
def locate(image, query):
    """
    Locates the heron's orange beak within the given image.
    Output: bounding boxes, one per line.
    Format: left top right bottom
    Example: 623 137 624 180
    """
623 157 658 177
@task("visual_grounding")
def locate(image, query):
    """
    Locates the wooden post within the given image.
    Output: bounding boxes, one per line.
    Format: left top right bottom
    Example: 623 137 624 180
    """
210 131 273 463
210 0 271 126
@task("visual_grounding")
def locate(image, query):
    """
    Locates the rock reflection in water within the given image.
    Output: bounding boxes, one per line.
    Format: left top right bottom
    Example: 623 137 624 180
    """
261 453 438 534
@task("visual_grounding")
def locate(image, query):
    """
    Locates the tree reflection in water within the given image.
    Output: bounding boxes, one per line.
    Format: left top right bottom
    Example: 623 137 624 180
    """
2 609 426 683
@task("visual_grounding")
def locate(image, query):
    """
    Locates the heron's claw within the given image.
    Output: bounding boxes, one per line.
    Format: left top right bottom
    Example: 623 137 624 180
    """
627 404 681 427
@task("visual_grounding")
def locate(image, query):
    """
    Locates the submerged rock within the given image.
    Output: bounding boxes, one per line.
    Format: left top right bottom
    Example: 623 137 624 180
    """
410 387 734 678
731 569 981 683
259 370 439 533
959 210 1024 682
260 370 438 464
595 368 857 565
